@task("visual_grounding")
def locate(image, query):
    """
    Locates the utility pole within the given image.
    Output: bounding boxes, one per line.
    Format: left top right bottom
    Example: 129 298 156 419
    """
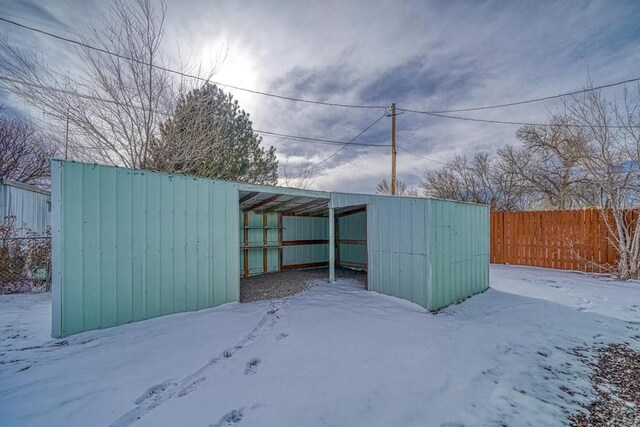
390 102 397 195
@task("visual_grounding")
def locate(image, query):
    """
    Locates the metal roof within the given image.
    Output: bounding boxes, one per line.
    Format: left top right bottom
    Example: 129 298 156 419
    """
239 190 329 216
0 177 51 196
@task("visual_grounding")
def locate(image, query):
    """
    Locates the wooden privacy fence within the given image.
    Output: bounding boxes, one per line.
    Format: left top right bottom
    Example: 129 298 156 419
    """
490 209 622 272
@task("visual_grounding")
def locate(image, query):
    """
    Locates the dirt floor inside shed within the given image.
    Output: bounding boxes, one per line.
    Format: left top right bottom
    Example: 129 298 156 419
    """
240 267 367 302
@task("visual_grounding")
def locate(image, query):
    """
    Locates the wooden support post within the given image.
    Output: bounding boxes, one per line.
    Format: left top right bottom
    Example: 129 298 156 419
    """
278 212 283 272
335 214 340 269
263 214 268 274
391 102 397 195
329 207 335 283
243 212 249 277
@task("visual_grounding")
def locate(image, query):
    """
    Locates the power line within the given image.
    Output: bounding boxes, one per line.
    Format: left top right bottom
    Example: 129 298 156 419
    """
2 75 389 155
415 77 640 114
396 145 446 165
3 16 637 129
255 129 391 147
308 112 388 172
3 17 640 126
0 75 166 113
399 109 547 125
396 108 635 129
0 16 386 110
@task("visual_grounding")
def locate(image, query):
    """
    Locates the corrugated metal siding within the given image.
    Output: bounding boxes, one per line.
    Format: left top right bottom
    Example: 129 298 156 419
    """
0 183 50 237
265 214 280 272
282 216 328 266
331 193 432 308
51 161 240 337
331 193 488 310
338 211 367 268
240 212 279 276
50 161 488 337
368 197 431 308
429 199 489 310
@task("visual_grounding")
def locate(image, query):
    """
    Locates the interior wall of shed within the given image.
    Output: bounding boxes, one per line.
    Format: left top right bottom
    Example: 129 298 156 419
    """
282 215 330 271
337 209 368 271
239 211 281 277
239 210 331 277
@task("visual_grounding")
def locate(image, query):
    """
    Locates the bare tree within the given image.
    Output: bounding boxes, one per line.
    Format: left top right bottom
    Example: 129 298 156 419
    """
376 178 420 196
566 86 640 279
0 108 56 184
420 152 526 210
498 115 595 210
281 160 316 189
0 0 219 169
489 151 529 211
420 168 461 200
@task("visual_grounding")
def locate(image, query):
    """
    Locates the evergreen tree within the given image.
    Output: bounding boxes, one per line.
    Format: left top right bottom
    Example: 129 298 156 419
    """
153 84 278 185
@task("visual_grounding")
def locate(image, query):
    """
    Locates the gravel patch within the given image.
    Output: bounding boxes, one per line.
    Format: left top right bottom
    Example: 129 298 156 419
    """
240 268 367 303
570 343 640 426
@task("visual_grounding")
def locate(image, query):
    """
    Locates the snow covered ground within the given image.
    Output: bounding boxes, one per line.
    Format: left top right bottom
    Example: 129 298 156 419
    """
1 266 639 427
491 264 640 323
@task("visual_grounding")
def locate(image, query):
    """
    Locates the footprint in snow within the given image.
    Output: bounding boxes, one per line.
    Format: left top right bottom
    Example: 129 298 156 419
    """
134 380 177 404
577 298 593 312
276 332 289 341
244 358 262 375
178 376 206 397
211 409 244 427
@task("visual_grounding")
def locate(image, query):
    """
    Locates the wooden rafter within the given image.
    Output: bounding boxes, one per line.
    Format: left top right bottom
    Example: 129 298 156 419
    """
259 196 305 213
243 194 282 211
239 192 260 204
285 199 328 215
282 198 324 215
301 206 328 216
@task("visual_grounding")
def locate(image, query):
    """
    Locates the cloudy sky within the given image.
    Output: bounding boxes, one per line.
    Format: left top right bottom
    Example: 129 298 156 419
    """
1 0 639 193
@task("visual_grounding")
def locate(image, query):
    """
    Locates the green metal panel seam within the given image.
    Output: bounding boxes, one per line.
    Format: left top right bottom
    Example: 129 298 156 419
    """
53 161 244 337
50 161 62 337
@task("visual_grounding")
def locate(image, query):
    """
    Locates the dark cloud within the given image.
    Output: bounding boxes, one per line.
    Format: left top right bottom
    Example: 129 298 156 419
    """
270 62 358 100
1 0 640 193
3 1 69 29
358 55 481 105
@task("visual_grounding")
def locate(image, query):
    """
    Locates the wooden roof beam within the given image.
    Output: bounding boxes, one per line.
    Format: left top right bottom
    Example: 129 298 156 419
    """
239 192 260 204
283 198 326 215
258 196 306 213
285 199 328 215
300 205 330 216
243 194 282 211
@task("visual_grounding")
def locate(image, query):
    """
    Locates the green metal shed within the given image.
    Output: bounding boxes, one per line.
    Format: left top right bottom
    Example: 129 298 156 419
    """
51 160 489 337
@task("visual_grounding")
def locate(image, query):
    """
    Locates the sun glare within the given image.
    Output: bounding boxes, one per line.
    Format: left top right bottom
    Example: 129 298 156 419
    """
201 41 260 111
